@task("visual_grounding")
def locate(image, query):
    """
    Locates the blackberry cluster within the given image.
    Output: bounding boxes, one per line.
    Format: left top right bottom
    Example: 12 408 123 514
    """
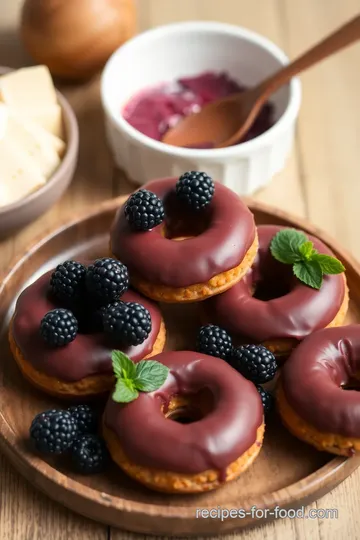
196 324 233 361
124 189 165 231
71 434 108 474
256 385 274 415
30 410 78 454
50 260 86 302
86 258 129 304
30 405 108 474
175 171 215 210
231 345 277 384
41 257 142 346
40 308 78 347
102 301 151 346
68 404 98 435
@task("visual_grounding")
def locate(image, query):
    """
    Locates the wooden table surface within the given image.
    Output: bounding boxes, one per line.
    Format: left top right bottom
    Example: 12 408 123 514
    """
1 0 360 538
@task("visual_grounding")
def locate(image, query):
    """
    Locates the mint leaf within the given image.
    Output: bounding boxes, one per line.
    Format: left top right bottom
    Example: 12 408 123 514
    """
270 228 345 290
112 350 136 380
270 229 308 264
111 352 168 403
313 254 345 274
134 360 169 392
293 260 323 289
112 379 138 403
299 241 316 260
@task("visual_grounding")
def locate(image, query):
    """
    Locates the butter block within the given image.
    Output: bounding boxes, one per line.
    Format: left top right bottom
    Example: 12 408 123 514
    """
15 114 66 158
9 105 65 140
18 104 65 139
0 66 57 109
0 104 7 139
0 66 64 139
0 104 61 179
0 138 46 207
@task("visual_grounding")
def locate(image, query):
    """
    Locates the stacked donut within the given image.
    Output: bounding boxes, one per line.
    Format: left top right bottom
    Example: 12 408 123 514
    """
10 261 166 398
11 171 354 493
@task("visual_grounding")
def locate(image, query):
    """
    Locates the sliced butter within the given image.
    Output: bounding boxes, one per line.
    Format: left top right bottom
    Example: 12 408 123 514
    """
0 103 7 139
17 104 65 139
0 138 46 207
13 112 66 158
0 104 61 179
0 66 64 139
0 65 57 108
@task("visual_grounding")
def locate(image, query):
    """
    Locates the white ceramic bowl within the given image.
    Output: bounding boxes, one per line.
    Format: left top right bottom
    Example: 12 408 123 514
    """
101 21 301 195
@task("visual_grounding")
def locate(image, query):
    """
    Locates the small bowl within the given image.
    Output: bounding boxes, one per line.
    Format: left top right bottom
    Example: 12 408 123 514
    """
101 21 301 195
0 66 79 236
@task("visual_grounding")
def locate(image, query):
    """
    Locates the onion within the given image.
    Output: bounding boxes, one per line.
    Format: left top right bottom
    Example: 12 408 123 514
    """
20 0 137 80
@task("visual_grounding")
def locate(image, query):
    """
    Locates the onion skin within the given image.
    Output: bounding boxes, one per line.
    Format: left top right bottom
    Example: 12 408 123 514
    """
20 0 137 80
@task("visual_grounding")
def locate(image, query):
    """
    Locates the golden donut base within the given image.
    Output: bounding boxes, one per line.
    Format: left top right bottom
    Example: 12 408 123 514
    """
8 317 166 399
103 393 265 493
277 382 360 456
113 234 259 303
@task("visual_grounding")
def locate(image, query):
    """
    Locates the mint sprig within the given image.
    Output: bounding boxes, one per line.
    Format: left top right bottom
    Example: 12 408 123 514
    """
111 351 169 403
270 229 345 289
270 229 307 263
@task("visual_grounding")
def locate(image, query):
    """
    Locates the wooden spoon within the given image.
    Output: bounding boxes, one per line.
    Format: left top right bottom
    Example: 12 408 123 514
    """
162 15 360 149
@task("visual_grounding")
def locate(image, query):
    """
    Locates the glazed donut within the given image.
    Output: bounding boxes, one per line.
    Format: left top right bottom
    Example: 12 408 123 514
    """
110 177 258 303
9 270 165 399
103 351 264 493
277 325 360 456
203 225 348 356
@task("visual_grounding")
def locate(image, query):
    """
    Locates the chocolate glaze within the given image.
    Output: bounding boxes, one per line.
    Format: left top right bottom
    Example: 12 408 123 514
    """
281 325 360 437
12 270 162 382
104 351 263 474
110 177 256 287
204 225 345 341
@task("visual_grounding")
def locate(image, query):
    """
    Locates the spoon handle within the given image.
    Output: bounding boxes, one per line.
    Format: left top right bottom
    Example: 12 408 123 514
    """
258 14 360 99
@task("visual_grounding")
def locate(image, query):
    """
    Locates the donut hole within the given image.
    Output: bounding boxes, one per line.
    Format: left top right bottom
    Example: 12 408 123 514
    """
46 292 104 335
162 217 211 241
246 245 297 301
161 190 213 241
249 257 294 301
71 304 103 335
167 407 203 424
252 276 293 301
165 388 215 424
342 381 360 391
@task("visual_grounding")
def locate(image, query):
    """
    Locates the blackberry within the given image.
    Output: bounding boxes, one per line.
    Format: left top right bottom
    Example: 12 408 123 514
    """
124 189 164 231
231 345 277 384
256 385 274 415
30 409 78 454
40 308 78 347
50 260 86 302
196 324 232 360
85 258 129 304
71 434 108 474
175 171 215 210
68 404 98 434
102 301 151 346
88 301 123 332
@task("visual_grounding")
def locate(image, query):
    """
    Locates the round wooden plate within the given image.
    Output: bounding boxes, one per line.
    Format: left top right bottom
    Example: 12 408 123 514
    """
1 197 360 536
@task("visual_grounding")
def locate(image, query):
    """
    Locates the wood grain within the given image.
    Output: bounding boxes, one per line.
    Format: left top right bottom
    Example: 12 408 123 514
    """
0 0 360 539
